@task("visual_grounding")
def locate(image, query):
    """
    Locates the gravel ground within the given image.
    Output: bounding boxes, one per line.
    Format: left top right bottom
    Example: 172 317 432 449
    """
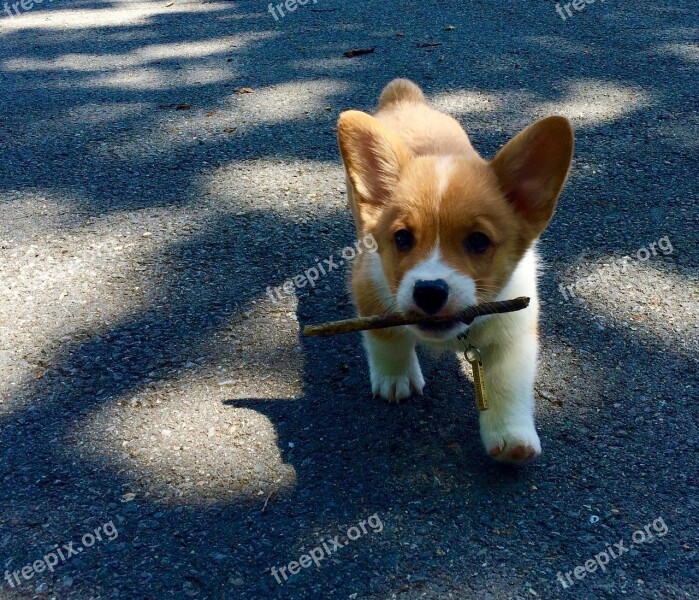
1 0 698 599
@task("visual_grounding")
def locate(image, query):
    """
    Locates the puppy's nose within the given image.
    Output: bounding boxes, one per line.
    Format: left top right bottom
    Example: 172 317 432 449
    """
413 279 449 315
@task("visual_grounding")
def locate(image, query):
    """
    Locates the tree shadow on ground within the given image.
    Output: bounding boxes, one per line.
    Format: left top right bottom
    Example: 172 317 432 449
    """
1 0 697 596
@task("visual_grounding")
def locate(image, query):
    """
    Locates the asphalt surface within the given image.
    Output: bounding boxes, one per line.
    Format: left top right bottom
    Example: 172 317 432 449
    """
1 0 698 598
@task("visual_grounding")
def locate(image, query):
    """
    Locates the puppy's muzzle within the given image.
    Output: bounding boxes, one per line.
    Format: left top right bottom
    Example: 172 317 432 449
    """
412 279 449 315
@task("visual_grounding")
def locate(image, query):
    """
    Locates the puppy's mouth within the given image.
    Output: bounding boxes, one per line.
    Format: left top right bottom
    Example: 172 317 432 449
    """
411 319 467 341
417 321 455 332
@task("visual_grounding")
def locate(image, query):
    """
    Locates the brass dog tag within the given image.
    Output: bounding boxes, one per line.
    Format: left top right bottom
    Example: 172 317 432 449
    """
465 346 488 411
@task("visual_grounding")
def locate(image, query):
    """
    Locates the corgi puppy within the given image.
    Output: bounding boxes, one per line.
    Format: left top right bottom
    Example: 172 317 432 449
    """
337 79 573 463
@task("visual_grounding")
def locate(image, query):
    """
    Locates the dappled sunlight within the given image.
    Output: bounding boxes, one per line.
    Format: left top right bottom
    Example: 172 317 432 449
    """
0 0 231 32
93 78 347 160
655 42 699 63
1 32 279 91
0 0 695 594
224 78 351 124
559 259 698 358
421 80 651 134
204 158 347 219
536 79 652 125
72 400 297 504
0 197 218 399
65 320 303 504
84 65 233 90
1 37 264 72
430 89 500 117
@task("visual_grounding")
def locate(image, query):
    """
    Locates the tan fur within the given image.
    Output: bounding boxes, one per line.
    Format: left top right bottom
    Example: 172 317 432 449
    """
338 79 573 319
336 79 574 463
375 101 476 157
378 78 426 108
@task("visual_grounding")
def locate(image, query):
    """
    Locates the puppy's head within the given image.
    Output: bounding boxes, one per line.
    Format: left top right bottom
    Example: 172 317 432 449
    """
338 110 573 341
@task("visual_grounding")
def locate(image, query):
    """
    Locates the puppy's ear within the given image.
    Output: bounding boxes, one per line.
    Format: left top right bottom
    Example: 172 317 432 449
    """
337 110 410 229
491 116 574 238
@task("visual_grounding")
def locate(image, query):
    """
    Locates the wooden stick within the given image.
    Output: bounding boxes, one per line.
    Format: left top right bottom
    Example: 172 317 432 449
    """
303 297 530 337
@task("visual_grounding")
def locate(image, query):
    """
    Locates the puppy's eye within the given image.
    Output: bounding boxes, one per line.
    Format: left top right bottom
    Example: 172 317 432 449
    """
464 231 490 254
394 229 414 252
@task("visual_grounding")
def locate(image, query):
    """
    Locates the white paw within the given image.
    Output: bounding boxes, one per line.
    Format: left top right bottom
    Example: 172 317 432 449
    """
480 417 541 464
371 365 425 402
363 332 424 403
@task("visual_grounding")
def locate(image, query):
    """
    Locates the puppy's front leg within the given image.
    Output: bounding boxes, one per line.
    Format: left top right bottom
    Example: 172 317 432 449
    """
363 329 424 403
478 334 541 463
